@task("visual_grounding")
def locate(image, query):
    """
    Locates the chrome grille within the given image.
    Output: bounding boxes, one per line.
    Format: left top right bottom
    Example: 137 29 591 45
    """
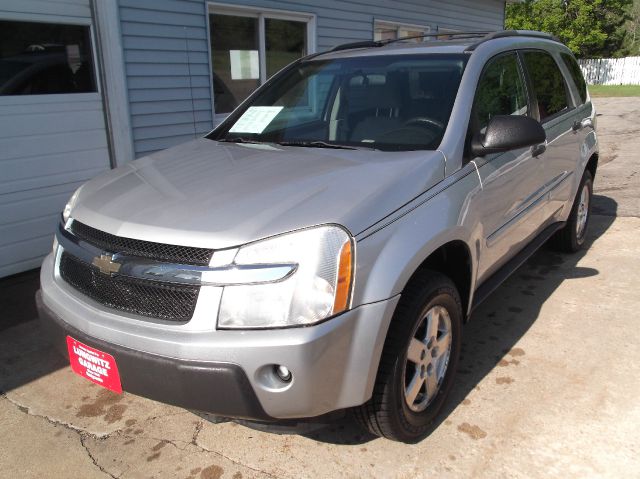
59 252 199 322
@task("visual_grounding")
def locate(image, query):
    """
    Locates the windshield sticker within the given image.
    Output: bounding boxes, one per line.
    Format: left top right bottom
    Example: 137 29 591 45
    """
229 106 284 134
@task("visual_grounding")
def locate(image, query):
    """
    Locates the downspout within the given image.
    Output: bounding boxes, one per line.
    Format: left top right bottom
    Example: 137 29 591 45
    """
89 0 117 169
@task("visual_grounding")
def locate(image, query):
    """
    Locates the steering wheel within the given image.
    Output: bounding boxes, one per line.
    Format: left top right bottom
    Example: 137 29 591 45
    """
402 117 445 132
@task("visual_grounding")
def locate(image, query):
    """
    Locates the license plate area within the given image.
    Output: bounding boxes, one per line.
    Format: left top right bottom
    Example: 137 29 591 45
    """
66 336 122 394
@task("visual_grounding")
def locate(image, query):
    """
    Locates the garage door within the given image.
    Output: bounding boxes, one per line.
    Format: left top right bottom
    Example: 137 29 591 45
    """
0 1 111 278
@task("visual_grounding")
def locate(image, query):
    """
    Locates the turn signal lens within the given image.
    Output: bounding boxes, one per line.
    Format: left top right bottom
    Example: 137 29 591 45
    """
332 239 353 314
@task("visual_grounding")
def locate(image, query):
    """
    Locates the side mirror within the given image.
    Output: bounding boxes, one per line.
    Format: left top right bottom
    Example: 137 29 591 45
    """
471 115 546 157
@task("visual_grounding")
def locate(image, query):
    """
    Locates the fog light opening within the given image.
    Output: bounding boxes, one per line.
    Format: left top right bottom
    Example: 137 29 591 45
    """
275 365 292 383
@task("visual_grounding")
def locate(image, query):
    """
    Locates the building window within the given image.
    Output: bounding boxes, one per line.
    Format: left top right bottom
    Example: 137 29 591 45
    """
0 20 97 96
374 20 429 42
434 27 461 40
208 5 315 116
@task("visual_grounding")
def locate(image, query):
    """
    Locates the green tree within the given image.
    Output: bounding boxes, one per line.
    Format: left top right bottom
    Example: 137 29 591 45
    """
622 0 640 55
505 0 632 58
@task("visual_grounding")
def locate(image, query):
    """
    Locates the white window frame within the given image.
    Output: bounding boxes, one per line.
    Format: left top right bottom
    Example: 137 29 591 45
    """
207 2 317 121
373 20 431 42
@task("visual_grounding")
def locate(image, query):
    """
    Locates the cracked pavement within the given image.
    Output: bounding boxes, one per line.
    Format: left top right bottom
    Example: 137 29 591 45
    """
1 97 639 479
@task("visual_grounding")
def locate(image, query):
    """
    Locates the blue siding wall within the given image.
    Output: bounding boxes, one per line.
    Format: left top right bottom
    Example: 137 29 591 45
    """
119 0 213 156
119 0 506 157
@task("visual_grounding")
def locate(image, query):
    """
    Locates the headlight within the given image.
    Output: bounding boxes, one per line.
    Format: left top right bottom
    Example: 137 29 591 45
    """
62 186 82 222
218 225 354 329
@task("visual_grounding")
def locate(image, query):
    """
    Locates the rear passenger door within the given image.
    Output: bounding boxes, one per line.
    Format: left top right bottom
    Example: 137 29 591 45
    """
471 52 547 284
560 52 595 198
520 50 581 219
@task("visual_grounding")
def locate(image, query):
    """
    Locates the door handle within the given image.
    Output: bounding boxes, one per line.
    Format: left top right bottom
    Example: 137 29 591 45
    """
572 118 593 131
531 142 546 157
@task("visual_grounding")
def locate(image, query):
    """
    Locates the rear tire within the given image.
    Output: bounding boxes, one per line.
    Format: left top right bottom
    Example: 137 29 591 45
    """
354 271 462 443
551 169 593 253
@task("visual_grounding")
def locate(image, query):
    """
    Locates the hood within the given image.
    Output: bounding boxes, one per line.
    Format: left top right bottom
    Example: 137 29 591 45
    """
71 138 445 249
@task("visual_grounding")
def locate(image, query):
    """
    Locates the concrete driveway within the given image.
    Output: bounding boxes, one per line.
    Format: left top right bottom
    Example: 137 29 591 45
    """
1 97 639 479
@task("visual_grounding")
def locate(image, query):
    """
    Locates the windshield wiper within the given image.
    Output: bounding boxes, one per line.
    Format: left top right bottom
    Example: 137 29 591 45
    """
275 140 358 150
217 137 264 144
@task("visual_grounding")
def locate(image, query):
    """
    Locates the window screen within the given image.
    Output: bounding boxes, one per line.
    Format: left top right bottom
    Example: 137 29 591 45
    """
522 51 570 121
0 20 96 96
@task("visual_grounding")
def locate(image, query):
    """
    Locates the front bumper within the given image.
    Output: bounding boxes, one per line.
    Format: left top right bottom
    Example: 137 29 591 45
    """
39 253 399 419
37 291 271 420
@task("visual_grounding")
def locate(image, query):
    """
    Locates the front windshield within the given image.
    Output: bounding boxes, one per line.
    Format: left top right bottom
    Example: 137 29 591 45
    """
210 54 467 151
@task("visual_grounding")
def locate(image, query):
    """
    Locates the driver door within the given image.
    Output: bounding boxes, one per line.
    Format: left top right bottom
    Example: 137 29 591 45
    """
471 52 547 284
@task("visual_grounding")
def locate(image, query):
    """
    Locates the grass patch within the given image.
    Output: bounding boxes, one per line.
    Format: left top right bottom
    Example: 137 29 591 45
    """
588 84 640 97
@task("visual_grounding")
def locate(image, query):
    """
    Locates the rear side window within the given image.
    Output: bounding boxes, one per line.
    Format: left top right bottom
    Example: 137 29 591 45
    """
560 53 587 104
522 51 570 121
473 52 529 131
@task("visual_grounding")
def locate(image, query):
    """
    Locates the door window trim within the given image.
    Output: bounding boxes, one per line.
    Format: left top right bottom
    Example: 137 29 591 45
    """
206 2 317 121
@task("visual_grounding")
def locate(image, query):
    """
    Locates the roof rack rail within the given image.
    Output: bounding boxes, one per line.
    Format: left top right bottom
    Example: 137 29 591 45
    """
382 31 492 45
331 40 383 52
329 31 492 52
326 30 561 54
465 30 561 51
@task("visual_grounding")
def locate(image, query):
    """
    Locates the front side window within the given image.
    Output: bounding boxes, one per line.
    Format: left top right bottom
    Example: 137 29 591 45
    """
0 20 97 96
560 53 587 104
210 54 467 151
473 53 529 131
522 51 570 121
209 10 310 115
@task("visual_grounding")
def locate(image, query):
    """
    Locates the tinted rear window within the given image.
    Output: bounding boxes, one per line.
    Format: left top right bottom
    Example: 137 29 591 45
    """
522 51 570 121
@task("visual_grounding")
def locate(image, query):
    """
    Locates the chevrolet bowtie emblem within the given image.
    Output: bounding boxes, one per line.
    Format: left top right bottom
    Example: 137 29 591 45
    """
92 254 121 275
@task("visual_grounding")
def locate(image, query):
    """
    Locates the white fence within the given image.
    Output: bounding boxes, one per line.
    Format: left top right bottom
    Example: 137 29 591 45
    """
578 57 640 85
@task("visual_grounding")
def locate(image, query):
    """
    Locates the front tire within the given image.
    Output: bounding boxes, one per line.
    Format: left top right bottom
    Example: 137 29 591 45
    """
551 169 593 253
354 271 462 443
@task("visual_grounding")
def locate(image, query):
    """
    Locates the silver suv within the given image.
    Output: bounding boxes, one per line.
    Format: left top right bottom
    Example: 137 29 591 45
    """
37 31 598 443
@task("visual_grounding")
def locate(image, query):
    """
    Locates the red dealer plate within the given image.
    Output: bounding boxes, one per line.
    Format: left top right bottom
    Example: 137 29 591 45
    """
66 336 122 394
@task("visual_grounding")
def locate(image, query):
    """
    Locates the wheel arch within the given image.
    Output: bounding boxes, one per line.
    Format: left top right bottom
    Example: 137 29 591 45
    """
399 239 474 322
586 152 599 179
